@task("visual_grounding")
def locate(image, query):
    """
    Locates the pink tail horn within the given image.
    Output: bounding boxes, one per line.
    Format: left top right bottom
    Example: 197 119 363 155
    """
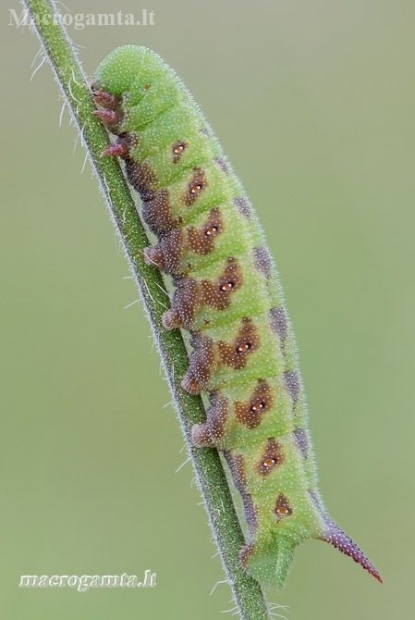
321 520 383 583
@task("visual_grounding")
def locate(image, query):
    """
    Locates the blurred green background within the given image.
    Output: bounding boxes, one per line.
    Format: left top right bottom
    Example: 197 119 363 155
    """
1 1 414 618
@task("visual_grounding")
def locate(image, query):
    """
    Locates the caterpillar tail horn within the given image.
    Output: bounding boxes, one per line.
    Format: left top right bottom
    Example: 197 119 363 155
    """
241 520 382 589
319 519 383 584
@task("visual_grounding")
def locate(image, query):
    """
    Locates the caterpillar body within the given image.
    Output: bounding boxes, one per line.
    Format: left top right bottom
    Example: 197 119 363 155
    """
93 45 381 588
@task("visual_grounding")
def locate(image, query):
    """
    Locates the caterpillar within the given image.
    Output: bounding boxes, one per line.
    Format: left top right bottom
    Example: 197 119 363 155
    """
92 45 381 588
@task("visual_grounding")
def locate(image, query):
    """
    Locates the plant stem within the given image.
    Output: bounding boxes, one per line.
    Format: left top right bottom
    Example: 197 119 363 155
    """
21 0 271 617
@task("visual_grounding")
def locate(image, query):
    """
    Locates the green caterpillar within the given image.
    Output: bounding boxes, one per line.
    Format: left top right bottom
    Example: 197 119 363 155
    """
92 45 381 588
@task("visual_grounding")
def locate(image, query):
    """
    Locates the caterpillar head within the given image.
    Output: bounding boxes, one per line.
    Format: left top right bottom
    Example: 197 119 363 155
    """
94 45 148 96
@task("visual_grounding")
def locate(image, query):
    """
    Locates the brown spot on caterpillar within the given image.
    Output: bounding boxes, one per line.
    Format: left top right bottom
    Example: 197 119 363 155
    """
269 306 288 348
187 208 223 256
235 380 273 428
218 318 260 370
253 247 273 278
214 156 230 175
293 428 309 459
141 189 179 236
182 168 207 206
284 370 301 407
171 140 187 163
201 257 243 311
144 228 184 274
192 392 229 447
181 334 215 394
163 276 198 329
274 494 293 520
257 438 284 475
234 196 252 218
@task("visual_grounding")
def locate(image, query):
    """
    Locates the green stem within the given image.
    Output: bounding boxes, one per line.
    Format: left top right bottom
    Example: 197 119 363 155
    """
21 0 271 617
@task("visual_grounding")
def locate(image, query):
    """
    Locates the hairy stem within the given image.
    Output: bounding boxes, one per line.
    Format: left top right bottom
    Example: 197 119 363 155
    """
21 0 271 617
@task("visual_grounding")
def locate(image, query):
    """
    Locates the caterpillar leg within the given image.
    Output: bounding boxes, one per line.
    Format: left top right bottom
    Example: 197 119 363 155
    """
240 537 296 590
192 392 228 447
